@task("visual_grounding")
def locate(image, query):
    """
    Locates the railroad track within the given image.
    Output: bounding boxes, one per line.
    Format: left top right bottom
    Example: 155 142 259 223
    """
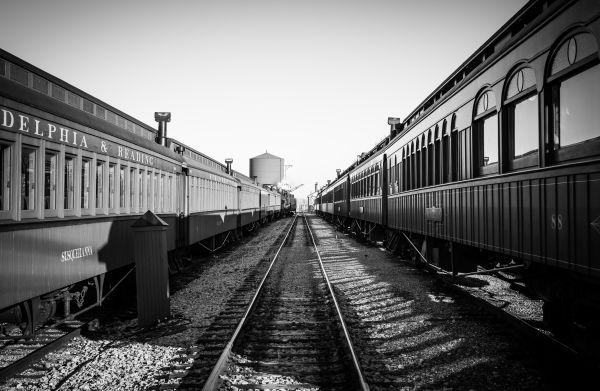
0 321 85 383
314 215 592 385
190 214 368 391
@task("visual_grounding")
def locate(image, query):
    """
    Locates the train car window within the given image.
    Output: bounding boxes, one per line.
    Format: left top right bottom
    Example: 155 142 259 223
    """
96 160 105 209
427 143 434 186
406 146 411 190
146 171 152 211
505 67 538 170
129 168 135 212
118 166 125 209
415 139 420 189
548 32 600 161
44 150 58 211
359 176 363 197
474 90 499 176
450 130 458 181
154 173 159 213
442 132 449 183
401 149 406 191
201 177 205 211
108 163 116 209
81 158 91 210
161 174 166 212
197 176 201 211
372 173 376 196
203 178 208 211
167 175 171 212
189 176 194 212
64 154 75 210
138 169 143 211
0 143 10 212
390 155 395 194
397 152 402 192
434 127 441 185
21 146 36 211
412 145 418 189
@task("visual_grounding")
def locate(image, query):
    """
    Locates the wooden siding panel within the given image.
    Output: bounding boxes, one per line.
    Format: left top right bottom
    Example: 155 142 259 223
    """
574 174 588 270
465 187 471 245
474 185 485 247
544 178 557 267
522 179 532 260
589 173 600 273
486 185 493 249
503 183 511 255
556 175 569 266
511 182 520 257
492 183 502 251
531 178 542 262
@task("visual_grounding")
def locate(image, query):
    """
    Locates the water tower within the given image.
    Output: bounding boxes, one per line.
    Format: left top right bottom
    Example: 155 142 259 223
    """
249 151 284 186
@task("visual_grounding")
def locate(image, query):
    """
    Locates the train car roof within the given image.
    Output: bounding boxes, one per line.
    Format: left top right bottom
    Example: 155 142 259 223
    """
324 0 560 185
395 0 549 140
169 138 229 174
0 48 158 140
0 48 189 166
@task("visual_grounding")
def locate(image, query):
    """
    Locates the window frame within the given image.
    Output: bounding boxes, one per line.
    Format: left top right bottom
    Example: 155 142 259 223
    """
0 139 14 220
62 150 78 217
475 110 500 176
20 143 40 219
547 53 600 163
474 89 499 177
95 158 107 214
505 85 539 171
42 145 60 218
80 153 93 215
128 166 136 214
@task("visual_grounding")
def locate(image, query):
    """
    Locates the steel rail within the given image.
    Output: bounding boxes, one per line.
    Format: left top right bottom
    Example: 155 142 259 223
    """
0 327 81 382
401 232 452 275
304 214 370 391
201 214 299 391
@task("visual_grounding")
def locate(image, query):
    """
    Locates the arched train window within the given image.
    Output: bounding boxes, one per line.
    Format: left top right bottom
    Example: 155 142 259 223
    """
505 66 538 169
474 89 498 176
547 31 600 161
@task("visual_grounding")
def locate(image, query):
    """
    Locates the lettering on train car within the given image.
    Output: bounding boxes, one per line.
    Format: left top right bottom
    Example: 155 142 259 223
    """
60 246 94 263
2 107 88 148
425 207 443 222
117 145 154 166
1 106 157 168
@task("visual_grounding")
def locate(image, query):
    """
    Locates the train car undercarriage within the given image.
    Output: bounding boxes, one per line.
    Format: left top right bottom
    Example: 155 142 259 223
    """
321 213 600 359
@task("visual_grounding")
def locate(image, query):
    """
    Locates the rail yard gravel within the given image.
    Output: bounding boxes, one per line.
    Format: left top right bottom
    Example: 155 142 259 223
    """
308 215 556 390
1 218 291 391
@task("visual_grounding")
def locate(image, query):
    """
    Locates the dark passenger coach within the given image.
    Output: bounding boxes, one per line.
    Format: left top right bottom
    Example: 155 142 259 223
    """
315 0 600 355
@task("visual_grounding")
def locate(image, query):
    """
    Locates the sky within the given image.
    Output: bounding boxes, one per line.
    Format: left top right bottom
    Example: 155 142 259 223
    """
0 0 527 201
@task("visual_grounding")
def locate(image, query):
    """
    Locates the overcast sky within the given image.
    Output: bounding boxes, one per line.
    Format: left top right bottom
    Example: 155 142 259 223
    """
0 0 527 201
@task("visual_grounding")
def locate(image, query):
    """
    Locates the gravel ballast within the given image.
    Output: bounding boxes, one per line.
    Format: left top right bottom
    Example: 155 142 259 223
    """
1 218 291 391
308 215 553 390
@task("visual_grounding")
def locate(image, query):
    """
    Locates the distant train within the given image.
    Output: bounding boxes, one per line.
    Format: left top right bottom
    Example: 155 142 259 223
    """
0 48 293 336
315 0 600 351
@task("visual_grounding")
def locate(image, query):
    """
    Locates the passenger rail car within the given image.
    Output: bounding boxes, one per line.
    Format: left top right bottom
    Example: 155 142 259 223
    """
0 49 291 337
316 0 600 351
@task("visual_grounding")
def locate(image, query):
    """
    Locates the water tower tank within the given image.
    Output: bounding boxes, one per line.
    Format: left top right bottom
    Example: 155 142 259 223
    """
250 152 284 186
